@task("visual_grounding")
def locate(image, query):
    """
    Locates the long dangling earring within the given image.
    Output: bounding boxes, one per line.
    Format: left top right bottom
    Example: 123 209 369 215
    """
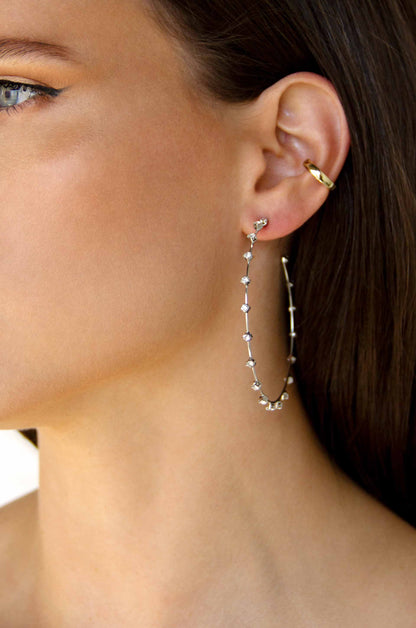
241 159 336 412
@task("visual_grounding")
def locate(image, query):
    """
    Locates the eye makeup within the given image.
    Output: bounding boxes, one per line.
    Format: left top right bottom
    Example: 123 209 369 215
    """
0 79 62 115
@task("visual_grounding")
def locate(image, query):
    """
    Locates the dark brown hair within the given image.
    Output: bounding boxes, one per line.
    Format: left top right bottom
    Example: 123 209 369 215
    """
145 0 416 525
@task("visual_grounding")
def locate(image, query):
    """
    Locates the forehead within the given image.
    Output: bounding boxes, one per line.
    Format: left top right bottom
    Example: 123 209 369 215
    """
0 0 163 69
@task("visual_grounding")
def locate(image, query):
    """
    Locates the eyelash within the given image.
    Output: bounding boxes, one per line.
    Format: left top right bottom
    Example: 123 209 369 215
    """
0 79 61 116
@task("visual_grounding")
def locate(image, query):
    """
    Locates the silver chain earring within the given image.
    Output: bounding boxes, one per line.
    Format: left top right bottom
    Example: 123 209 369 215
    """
240 218 296 412
240 159 336 411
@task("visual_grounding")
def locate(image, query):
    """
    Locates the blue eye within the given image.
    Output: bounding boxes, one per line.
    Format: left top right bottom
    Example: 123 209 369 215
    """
0 80 62 115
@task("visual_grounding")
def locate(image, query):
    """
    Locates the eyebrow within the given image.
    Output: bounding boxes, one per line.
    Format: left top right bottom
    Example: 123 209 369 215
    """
0 38 81 64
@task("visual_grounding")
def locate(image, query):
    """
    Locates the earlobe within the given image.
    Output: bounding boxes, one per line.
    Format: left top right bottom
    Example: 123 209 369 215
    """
239 71 350 240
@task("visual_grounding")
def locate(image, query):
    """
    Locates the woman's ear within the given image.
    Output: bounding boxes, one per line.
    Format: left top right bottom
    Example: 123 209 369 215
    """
237 71 351 240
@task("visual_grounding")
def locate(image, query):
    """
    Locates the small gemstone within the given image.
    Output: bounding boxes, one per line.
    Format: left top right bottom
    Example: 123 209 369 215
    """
241 303 251 313
288 282 294 288
247 233 257 243
265 402 277 411
281 256 289 264
258 394 269 406
243 251 253 261
287 376 294 385
251 380 262 391
240 275 251 285
287 355 297 364
288 306 296 312
276 401 283 410
242 332 253 342
289 331 297 338
254 218 268 231
246 358 256 368
280 392 289 401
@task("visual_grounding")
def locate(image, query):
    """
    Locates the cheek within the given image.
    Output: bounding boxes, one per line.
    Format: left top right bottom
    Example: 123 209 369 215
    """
0 103 229 423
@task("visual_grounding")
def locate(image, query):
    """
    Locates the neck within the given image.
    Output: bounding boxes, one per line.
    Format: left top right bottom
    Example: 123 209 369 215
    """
31 372 360 626
18 244 406 626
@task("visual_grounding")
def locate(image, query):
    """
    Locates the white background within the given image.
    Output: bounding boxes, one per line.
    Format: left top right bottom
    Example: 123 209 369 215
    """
0 430 39 507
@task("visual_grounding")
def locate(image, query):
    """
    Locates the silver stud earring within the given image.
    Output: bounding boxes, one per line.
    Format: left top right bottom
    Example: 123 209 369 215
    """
241 218 296 412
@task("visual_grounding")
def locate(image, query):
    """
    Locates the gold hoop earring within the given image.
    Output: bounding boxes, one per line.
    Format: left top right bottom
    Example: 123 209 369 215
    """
241 218 296 412
240 158 337 413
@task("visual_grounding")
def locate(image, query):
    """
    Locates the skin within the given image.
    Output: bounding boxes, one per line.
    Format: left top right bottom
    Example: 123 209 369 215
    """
0 0 415 626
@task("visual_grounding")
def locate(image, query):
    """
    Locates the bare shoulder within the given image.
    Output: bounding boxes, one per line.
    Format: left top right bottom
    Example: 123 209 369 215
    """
323 474 416 626
358 500 416 626
0 489 38 552
388 520 416 618
0 491 39 625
